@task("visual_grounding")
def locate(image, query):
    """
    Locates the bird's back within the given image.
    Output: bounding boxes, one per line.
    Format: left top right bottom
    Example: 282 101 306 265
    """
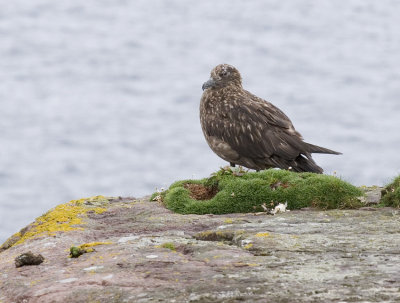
200 64 341 173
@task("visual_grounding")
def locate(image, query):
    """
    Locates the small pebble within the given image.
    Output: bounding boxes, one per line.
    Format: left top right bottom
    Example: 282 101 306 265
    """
145 255 158 259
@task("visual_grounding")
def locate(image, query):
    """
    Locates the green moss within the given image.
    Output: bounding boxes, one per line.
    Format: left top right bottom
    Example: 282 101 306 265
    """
381 175 400 208
160 242 176 251
70 242 113 258
70 246 87 258
158 168 363 214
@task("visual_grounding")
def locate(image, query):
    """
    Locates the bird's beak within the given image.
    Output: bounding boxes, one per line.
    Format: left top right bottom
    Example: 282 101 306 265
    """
202 78 216 90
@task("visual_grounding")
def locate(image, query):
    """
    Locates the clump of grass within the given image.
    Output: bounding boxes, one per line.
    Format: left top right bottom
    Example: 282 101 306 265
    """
156 167 363 215
381 175 400 208
160 242 176 251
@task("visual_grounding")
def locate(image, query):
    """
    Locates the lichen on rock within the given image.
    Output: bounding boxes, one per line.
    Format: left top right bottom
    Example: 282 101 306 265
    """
0 196 110 251
194 230 235 242
69 242 112 258
1 193 399 302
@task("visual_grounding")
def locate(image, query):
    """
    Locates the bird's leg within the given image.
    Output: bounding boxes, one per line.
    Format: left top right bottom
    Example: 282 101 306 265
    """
230 162 236 167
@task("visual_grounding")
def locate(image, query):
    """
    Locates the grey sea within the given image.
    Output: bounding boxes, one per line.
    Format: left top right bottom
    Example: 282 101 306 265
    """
1 0 399 243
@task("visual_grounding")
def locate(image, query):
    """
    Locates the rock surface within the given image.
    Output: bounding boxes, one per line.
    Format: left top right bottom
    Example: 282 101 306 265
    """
0 196 399 303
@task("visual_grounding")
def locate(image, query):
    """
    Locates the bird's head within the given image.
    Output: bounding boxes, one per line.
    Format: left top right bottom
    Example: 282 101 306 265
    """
202 64 242 91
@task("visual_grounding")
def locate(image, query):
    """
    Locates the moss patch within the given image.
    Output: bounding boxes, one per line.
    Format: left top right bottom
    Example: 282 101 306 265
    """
1 196 110 251
70 242 113 258
158 167 363 214
70 246 87 258
160 242 177 251
381 175 400 208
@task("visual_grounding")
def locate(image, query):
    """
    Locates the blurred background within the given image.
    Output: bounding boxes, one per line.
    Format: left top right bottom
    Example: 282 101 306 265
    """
1 0 399 243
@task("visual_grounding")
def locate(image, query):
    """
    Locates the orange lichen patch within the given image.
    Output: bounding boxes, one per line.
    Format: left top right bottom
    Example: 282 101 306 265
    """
1 196 110 250
255 232 270 238
183 183 218 200
79 242 113 249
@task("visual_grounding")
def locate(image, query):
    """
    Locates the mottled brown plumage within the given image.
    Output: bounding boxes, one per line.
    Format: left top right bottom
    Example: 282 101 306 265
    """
200 64 341 173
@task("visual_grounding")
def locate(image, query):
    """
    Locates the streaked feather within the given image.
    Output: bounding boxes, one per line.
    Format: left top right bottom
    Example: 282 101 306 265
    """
200 64 341 173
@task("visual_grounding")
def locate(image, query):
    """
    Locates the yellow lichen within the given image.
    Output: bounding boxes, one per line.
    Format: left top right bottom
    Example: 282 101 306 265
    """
70 241 112 258
79 242 113 249
244 243 253 249
11 196 110 247
255 232 270 238
224 218 234 224
30 280 40 287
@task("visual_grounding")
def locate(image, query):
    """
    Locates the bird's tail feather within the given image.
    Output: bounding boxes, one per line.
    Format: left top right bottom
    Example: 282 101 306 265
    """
291 154 323 174
306 143 342 155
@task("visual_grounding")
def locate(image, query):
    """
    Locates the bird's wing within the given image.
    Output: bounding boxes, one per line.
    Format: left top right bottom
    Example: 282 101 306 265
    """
205 91 306 161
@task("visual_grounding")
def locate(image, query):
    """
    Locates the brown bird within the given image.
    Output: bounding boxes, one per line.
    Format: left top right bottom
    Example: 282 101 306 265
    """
200 64 341 173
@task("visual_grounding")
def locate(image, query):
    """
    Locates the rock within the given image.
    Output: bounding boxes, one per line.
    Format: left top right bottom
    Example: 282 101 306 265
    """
0 196 399 302
359 186 383 205
14 251 44 268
